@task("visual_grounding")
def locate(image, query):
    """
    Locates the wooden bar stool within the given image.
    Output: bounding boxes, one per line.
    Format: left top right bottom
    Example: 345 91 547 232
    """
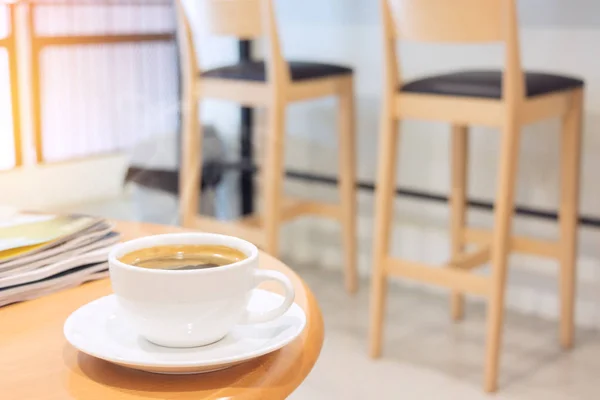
175 0 358 292
368 0 584 392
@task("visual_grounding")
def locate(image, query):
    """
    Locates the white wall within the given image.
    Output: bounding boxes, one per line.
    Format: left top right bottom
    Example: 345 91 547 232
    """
35 3 179 164
0 3 179 170
1 3 179 208
184 0 600 328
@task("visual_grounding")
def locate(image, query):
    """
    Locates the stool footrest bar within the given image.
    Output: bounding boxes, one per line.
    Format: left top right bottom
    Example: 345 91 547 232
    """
385 257 491 296
463 228 560 258
449 245 491 270
195 197 341 247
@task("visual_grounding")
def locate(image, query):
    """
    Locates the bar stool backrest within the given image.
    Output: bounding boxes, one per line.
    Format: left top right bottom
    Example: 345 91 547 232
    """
383 0 524 102
389 0 503 43
203 0 264 39
175 0 288 86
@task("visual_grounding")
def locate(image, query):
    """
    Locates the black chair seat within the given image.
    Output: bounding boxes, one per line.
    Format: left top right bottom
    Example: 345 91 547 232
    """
401 70 584 99
202 61 352 82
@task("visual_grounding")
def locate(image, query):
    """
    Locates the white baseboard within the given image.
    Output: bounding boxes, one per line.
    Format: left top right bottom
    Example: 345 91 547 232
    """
0 154 129 210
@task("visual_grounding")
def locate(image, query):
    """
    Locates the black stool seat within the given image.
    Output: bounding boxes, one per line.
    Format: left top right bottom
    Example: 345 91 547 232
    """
401 70 584 99
202 61 353 82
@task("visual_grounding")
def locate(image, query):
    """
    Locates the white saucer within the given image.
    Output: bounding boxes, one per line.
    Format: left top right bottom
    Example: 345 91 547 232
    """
64 290 306 374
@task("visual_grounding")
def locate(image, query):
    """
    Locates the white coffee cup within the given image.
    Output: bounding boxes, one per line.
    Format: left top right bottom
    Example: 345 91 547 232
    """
108 232 295 348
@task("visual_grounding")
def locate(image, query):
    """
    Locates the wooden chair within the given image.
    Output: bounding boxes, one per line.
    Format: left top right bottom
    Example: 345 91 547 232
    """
368 0 583 392
175 0 358 292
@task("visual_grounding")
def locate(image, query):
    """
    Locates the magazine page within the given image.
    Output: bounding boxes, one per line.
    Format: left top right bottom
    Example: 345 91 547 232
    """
0 265 109 307
0 214 102 262
0 262 109 302
0 231 119 275
0 248 111 289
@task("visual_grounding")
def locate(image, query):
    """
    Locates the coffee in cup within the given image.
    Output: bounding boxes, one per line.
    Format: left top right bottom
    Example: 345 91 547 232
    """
118 244 247 270
109 233 295 348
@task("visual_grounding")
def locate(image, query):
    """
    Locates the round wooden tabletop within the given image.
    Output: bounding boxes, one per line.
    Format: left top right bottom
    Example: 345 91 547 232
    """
0 221 324 400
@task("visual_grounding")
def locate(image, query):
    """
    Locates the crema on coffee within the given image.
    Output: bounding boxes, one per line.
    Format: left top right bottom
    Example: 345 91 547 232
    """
118 244 247 271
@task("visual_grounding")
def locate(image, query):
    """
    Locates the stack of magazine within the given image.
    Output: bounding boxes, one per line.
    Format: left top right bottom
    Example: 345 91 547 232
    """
0 213 120 307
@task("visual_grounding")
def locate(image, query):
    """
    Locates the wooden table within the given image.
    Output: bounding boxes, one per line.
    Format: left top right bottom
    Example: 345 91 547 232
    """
0 221 324 399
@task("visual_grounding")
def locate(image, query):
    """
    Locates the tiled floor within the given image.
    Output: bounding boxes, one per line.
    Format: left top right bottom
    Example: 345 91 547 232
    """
291 265 599 400
63 188 600 399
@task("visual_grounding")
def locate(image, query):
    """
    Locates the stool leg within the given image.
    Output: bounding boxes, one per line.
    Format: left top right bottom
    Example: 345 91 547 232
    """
559 88 583 349
450 125 469 321
369 109 400 358
179 93 202 228
484 118 521 393
263 100 286 257
338 77 358 293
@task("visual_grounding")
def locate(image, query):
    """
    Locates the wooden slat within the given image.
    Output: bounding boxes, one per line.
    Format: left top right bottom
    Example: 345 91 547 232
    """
26 1 172 5
7 4 22 167
240 198 342 228
280 197 309 221
395 93 503 126
34 33 174 47
448 246 491 270
205 0 263 39
463 228 560 258
287 75 349 102
449 124 469 318
385 258 491 296
292 201 341 220
239 197 303 228
389 0 502 43
29 6 43 163
521 90 571 125
558 88 583 349
201 79 270 106
237 214 262 228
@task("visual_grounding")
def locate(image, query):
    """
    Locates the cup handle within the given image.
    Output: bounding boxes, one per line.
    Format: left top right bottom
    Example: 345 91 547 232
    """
239 269 296 324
